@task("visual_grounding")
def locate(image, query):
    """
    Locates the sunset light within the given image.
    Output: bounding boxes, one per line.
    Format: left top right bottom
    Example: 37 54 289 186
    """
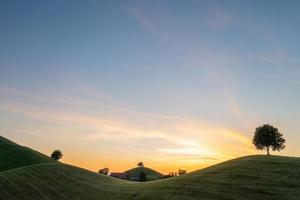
1 1 300 199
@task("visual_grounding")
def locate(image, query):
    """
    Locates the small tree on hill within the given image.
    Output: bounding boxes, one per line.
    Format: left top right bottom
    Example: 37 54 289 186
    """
51 150 63 161
137 162 144 168
178 169 187 175
98 168 109 175
253 124 286 155
139 171 146 182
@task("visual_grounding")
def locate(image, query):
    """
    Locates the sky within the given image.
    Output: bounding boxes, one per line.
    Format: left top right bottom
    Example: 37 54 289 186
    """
1 0 300 173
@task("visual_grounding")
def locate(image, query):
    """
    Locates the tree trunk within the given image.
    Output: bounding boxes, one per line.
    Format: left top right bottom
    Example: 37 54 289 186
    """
267 146 270 155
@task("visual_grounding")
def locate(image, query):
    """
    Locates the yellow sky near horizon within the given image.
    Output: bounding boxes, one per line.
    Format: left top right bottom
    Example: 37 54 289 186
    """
2 0 300 176
1 100 257 174
1 86 294 174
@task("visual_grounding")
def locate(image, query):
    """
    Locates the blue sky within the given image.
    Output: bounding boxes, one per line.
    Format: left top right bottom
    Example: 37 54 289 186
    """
1 0 300 172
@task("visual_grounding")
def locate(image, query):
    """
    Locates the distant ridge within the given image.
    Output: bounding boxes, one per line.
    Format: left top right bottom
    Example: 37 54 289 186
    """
124 166 164 181
0 136 52 172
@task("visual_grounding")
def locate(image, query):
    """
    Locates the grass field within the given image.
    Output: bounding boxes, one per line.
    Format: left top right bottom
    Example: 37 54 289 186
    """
0 136 52 172
1 136 300 200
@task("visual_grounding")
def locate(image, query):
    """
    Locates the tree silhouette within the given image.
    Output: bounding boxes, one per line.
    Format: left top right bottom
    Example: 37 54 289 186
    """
137 162 144 167
51 150 63 161
253 124 286 155
98 168 109 175
139 171 146 182
178 169 187 175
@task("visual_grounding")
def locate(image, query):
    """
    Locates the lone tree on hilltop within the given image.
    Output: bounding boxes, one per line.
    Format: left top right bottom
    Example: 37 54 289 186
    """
253 124 286 155
51 150 63 161
137 162 144 168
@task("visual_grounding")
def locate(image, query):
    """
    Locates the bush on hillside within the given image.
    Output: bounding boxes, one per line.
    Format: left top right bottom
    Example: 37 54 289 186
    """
137 162 144 167
51 150 63 161
98 168 109 175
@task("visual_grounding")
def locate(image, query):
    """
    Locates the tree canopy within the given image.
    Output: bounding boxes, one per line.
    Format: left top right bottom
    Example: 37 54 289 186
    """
137 162 144 168
253 124 286 155
51 150 63 161
98 168 109 175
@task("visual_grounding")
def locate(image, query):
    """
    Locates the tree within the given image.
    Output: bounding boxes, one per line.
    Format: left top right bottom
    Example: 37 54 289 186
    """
137 162 144 168
51 150 63 161
178 169 187 175
253 124 286 155
139 171 146 182
98 168 109 175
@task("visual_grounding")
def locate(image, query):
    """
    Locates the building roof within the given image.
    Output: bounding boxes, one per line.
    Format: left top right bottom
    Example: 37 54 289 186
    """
110 172 128 179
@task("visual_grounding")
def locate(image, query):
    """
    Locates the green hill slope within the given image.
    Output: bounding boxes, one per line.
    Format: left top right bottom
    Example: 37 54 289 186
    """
0 136 52 172
1 155 300 200
124 167 164 181
1 136 300 200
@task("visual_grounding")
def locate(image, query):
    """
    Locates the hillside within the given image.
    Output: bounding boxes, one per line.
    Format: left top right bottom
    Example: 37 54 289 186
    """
124 167 164 181
1 136 300 200
0 136 52 172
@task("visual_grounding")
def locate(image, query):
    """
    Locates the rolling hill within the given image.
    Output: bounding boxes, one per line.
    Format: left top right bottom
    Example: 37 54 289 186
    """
1 136 300 200
124 166 164 181
0 136 52 172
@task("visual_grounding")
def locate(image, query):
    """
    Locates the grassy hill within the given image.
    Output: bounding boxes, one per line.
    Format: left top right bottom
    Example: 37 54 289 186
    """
1 136 300 200
0 136 52 172
124 167 164 181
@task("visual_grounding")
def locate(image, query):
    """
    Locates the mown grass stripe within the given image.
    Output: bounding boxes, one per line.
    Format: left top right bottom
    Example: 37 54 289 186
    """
0 176 19 200
7 170 52 200
21 166 68 200
1 155 300 200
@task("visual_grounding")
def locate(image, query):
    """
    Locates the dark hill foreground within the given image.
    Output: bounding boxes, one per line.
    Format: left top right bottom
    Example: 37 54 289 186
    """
1 156 300 199
0 136 52 172
124 166 164 181
1 136 300 200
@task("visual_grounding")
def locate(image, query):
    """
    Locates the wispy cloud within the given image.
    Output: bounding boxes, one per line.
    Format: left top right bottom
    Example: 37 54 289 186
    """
128 8 156 34
0 83 255 173
0 86 90 106
1 102 249 141
126 7 169 40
